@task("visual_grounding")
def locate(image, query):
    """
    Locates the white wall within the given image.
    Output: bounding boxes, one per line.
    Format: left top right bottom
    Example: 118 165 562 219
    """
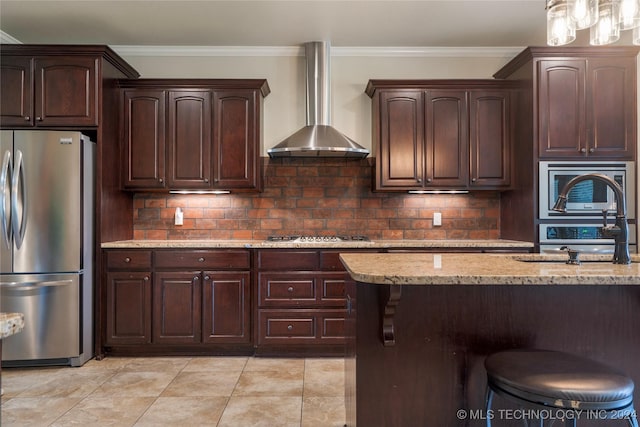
119 49 522 156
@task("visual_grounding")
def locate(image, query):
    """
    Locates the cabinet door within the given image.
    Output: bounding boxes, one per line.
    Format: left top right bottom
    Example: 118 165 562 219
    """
0 56 33 127
34 56 98 127
469 90 511 188
122 89 166 189
587 57 636 159
167 90 212 188
376 90 424 189
425 90 468 187
538 59 586 158
212 90 260 190
105 271 152 345
202 271 251 343
153 271 202 344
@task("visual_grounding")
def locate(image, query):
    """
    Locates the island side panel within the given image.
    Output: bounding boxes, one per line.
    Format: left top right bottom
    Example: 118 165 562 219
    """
346 282 640 427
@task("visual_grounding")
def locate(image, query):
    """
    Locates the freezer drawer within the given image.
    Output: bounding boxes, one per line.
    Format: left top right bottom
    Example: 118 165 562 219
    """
1 273 80 362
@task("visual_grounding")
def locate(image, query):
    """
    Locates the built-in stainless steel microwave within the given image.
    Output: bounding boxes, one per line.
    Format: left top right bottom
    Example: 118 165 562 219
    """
539 161 635 220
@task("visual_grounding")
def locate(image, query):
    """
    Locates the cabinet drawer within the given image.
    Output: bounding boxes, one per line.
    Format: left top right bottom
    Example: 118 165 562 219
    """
259 273 316 306
257 250 319 270
155 250 250 269
106 250 152 270
257 309 346 345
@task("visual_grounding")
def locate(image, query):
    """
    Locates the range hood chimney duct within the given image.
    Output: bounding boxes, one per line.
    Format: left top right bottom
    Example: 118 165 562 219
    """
267 41 369 158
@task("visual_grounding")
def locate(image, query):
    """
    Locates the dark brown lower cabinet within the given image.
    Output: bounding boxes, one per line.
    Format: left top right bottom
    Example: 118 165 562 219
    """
102 249 251 356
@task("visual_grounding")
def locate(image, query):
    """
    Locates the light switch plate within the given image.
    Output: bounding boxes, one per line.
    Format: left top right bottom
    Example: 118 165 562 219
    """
433 212 442 226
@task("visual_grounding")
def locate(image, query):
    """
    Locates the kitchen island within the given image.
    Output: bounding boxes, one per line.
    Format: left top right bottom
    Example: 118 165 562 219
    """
339 253 640 427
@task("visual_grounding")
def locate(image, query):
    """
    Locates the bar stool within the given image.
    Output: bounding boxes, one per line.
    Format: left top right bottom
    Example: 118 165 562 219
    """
484 349 638 427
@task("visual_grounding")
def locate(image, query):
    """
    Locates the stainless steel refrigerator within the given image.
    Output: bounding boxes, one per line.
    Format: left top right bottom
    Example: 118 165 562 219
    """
1 130 94 367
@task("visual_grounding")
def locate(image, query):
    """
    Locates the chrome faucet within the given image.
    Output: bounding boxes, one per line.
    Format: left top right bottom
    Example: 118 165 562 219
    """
552 173 631 264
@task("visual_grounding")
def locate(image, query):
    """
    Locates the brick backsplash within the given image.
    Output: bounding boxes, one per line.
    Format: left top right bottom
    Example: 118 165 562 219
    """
133 158 501 240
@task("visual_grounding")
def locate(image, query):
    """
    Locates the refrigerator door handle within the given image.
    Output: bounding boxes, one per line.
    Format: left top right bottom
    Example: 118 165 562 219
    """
11 149 27 249
1 150 12 249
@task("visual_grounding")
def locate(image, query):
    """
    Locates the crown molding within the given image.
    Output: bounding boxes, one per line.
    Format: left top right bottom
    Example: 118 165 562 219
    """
0 31 22 44
110 45 524 58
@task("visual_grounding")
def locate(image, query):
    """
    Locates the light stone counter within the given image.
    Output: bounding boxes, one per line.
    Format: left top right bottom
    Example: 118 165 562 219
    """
101 239 533 250
339 252 640 285
0 312 24 339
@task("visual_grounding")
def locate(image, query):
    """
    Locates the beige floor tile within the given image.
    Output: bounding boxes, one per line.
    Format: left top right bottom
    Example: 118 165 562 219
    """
1 397 81 426
18 370 115 398
217 396 302 427
91 371 176 397
48 396 155 427
134 396 228 426
1 367 65 399
118 357 191 373
301 396 346 427
182 356 248 373
233 369 304 397
82 357 138 372
244 357 305 374
303 358 345 397
161 370 241 397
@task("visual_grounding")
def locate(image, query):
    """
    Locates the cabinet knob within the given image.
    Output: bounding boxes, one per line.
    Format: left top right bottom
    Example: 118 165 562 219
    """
198 257 205 262
580 148 587 153
471 178 477 182
24 116 30 121
36 116 42 122
193 276 199 281
589 147 595 153
287 286 294 292
417 178 422 183
287 325 293 331
426 178 432 183
204 178 209 183
159 178 164 183
204 275 210 281
124 257 131 263
144 276 149 281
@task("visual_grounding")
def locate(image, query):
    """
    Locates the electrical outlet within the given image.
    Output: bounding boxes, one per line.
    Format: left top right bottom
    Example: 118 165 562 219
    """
433 212 442 226
175 207 184 226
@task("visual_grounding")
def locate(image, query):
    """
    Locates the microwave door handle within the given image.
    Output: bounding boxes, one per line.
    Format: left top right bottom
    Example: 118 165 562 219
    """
11 149 27 249
1 150 12 249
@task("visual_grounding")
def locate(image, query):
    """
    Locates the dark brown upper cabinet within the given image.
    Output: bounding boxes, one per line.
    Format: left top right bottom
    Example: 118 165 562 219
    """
366 80 514 192
0 46 139 128
495 47 638 160
119 79 270 192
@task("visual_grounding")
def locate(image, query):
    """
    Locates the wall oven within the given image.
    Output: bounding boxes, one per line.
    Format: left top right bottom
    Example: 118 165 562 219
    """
539 223 637 254
539 161 635 220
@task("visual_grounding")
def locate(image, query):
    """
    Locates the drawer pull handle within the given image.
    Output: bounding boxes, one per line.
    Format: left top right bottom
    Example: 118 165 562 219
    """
287 325 293 331
287 286 294 292
24 116 30 121
36 116 43 122
198 257 205 262
124 257 131 263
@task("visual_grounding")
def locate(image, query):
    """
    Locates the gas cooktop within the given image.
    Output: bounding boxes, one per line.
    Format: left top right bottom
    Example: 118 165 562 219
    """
265 235 371 243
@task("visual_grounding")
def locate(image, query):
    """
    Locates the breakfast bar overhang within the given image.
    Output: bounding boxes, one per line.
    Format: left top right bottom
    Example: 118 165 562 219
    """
339 253 640 427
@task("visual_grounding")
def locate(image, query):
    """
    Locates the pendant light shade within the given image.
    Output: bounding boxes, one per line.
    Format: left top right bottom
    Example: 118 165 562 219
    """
547 1 577 45
572 0 599 28
590 1 621 45
619 0 640 30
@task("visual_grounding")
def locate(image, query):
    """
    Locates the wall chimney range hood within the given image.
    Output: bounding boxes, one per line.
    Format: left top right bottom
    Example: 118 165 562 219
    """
267 41 369 158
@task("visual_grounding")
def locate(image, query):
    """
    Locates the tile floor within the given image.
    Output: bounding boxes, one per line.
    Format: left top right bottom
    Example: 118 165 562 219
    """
0 356 346 426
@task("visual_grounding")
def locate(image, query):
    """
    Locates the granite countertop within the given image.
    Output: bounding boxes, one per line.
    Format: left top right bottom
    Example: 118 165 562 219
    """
339 252 640 286
101 239 534 249
0 312 25 339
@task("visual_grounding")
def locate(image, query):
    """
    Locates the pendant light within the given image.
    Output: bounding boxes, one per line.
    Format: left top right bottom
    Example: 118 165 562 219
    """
619 0 640 30
590 1 621 45
547 1 577 45
572 0 599 28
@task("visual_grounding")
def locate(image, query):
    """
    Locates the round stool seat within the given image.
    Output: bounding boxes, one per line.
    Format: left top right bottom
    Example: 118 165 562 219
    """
485 349 635 410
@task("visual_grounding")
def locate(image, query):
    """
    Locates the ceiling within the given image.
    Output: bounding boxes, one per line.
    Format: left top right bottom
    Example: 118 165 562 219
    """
0 0 589 49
